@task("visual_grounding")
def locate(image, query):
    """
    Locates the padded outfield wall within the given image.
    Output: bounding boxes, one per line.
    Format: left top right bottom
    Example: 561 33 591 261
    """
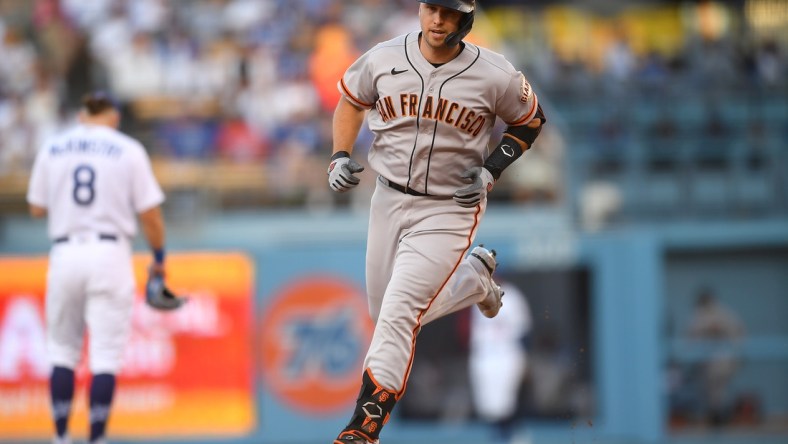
1 208 786 444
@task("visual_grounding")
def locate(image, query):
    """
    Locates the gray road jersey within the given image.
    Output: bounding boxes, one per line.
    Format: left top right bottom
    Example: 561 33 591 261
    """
339 32 539 197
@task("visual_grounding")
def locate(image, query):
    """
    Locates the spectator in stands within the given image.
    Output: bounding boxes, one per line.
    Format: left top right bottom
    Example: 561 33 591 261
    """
106 32 162 100
32 0 80 77
0 27 38 95
85 1 134 61
154 111 218 159
0 0 785 211
216 112 269 162
755 39 784 88
686 287 746 426
308 23 359 113
24 66 62 152
0 95 37 172
636 50 669 89
689 36 737 88
603 24 635 89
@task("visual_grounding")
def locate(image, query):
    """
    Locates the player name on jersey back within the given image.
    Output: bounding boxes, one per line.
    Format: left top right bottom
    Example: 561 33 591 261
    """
48 138 123 158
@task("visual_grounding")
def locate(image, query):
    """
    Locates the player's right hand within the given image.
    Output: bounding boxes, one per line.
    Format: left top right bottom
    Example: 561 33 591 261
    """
327 153 364 192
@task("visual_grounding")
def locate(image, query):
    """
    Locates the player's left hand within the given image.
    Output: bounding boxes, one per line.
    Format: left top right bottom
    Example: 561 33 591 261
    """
145 265 188 311
453 166 495 207
327 153 365 192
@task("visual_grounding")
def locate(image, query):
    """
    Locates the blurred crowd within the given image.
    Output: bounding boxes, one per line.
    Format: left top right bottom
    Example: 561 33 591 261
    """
0 0 420 209
0 0 786 212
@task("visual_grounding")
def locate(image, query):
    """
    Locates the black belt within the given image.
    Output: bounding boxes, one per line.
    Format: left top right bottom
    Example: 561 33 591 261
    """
54 233 118 243
379 176 429 197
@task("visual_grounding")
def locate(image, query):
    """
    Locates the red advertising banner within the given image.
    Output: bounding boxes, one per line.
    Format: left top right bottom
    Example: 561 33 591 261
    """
0 252 255 440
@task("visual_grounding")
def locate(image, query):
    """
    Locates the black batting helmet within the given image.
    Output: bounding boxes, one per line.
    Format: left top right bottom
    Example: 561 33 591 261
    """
419 0 475 47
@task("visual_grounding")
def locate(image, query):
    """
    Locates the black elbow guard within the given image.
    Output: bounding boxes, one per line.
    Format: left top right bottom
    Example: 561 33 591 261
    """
508 104 546 148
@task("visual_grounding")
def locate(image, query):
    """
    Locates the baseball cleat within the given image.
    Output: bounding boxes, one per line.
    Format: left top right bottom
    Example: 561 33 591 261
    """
470 245 504 318
334 431 379 444
470 244 497 274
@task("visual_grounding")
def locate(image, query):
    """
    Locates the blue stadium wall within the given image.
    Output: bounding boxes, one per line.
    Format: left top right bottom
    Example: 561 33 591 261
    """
1 208 786 444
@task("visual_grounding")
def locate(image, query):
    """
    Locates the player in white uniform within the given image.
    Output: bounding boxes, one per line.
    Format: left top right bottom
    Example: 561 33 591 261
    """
326 1 546 443
27 92 167 444
469 281 532 443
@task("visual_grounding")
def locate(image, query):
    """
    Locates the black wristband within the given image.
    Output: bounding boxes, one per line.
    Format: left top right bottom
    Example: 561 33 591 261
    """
330 151 350 161
483 135 524 180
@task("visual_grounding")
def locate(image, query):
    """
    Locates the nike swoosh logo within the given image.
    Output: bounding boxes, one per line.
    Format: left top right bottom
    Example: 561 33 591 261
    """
391 68 408 75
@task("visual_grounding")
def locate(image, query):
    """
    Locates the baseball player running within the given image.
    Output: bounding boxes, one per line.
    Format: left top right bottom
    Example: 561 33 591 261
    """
327 1 546 442
27 92 168 444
